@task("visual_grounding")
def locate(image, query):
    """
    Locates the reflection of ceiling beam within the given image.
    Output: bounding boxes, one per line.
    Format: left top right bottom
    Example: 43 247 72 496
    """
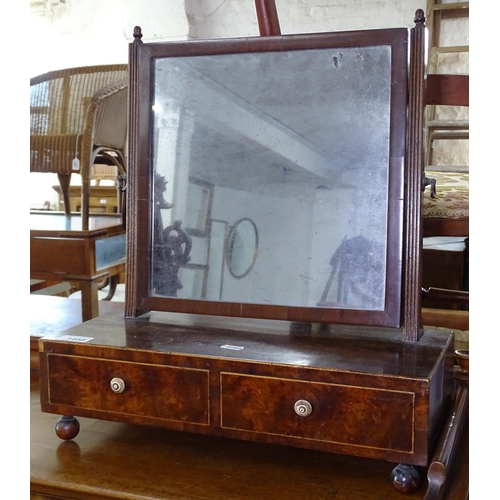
168 61 335 180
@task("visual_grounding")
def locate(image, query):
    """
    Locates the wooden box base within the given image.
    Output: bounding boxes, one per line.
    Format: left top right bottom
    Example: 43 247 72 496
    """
30 371 469 500
39 311 455 471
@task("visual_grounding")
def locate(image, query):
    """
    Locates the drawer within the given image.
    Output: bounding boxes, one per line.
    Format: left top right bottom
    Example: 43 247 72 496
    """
47 354 210 425
31 237 87 275
221 373 414 452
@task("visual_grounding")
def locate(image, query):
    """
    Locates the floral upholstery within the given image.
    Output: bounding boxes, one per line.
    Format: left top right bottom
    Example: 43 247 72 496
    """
423 170 469 219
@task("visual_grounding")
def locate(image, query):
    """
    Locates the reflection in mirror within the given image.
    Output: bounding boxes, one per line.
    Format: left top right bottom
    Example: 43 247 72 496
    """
151 45 393 311
319 235 385 310
177 264 207 299
226 218 258 279
185 178 213 236
206 220 227 300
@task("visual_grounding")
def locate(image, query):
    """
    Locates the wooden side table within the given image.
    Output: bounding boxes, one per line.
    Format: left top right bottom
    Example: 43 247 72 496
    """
52 185 120 214
30 212 126 322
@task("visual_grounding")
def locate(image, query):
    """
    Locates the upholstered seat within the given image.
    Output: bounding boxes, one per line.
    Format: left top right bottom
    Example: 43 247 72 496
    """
423 170 468 220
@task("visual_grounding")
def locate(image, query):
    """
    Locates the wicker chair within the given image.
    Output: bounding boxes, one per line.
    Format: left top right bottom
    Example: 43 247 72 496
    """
30 64 128 229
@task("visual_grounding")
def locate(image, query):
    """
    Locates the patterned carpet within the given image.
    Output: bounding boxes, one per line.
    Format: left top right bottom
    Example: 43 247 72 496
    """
423 170 469 219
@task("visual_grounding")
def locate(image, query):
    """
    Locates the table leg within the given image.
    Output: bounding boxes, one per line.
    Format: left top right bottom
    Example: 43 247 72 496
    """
79 279 100 321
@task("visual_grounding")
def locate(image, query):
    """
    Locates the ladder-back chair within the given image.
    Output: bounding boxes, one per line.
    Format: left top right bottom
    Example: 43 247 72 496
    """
421 73 469 333
423 73 469 238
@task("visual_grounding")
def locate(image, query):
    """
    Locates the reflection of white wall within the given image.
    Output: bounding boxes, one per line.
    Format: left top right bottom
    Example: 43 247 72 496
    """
211 185 320 306
154 99 183 228
311 188 387 308
208 181 388 308
206 220 227 300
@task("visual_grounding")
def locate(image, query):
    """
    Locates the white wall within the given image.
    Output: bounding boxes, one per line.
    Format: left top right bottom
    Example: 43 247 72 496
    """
30 0 426 75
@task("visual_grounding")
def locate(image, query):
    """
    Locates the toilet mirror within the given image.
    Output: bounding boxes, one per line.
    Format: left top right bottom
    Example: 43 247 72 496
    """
129 28 409 326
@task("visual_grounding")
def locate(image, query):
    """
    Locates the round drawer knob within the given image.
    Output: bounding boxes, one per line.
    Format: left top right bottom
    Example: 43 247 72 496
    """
294 399 313 417
110 377 126 393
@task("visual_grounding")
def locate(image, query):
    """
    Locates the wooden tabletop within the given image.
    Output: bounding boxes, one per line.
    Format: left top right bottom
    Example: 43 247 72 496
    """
30 295 124 371
30 295 124 337
30 211 124 236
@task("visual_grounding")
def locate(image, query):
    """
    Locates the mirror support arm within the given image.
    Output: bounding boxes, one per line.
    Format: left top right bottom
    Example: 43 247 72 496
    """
254 0 281 36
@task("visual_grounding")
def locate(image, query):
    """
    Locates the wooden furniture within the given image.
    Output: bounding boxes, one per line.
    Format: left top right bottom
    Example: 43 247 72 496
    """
423 74 469 239
30 278 72 296
38 9 467 495
425 0 469 175
424 1 469 238
421 69 469 322
30 64 128 230
31 296 468 500
39 313 458 481
421 237 468 309
30 212 126 321
91 163 120 186
52 185 120 214
420 5 469 318
30 371 468 500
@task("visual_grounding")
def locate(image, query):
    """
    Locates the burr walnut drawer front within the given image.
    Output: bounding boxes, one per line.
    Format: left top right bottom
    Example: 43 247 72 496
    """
220 373 415 452
46 354 210 424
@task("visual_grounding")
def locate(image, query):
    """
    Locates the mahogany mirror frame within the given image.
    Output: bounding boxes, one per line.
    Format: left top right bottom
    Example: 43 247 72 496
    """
124 27 413 329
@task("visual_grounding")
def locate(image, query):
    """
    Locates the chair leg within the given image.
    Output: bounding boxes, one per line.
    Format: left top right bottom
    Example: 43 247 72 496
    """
117 174 127 228
57 173 72 216
102 274 119 301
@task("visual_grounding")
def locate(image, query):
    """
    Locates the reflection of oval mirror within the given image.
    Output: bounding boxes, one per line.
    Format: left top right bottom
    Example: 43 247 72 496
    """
226 218 258 278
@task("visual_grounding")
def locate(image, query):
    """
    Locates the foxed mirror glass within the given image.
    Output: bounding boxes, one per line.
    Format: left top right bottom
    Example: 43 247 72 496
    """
226 218 258 279
135 29 408 326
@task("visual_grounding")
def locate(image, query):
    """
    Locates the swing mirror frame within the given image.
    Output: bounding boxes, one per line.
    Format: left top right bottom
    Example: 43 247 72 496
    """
126 27 410 328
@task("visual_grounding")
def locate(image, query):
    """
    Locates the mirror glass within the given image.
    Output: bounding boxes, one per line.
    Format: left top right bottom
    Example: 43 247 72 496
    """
150 44 395 312
226 218 258 278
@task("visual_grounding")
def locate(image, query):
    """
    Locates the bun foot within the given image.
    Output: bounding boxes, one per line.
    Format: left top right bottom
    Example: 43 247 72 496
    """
55 415 80 441
391 463 420 493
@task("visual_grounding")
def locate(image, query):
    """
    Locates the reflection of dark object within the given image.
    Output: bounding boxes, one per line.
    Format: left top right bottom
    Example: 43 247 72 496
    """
155 220 192 296
319 234 384 309
152 173 191 296
154 173 174 209
118 173 127 228
56 439 81 464
226 217 258 279
424 175 436 198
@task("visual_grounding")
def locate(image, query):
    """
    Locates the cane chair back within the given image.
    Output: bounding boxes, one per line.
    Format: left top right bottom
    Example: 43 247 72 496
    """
30 64 128 229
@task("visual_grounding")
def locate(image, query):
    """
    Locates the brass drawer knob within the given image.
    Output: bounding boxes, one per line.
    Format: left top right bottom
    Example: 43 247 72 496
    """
110 377 126 393
294 399 313 417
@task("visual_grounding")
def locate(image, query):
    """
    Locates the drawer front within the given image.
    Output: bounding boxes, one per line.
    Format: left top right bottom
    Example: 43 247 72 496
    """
31 237 87 275
47 354 210 424
221 373 414 452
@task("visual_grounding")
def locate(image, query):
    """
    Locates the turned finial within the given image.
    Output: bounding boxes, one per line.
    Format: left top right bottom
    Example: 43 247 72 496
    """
133 26 143 43
414 9 425 25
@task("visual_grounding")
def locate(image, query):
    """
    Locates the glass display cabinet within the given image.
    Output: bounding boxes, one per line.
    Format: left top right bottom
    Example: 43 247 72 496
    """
39 13 461 493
